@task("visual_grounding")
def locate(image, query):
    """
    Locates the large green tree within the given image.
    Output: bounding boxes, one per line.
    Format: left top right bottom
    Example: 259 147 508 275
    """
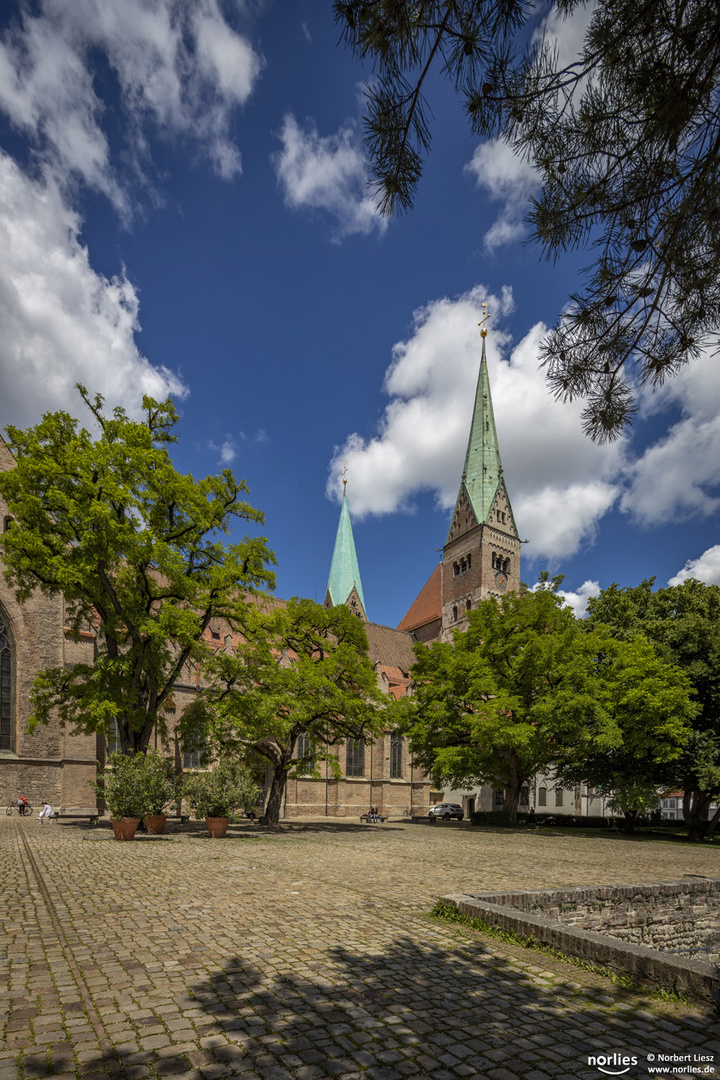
336 0 720 442
402 583 596 821
586 578 720 839
403 581 693 823
183 598 386 825
550 635 696 832
0 388 276 754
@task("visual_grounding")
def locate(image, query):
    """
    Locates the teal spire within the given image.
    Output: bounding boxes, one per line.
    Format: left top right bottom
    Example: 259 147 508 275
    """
447 324 515 543
326 483 367 616
462 332 504 524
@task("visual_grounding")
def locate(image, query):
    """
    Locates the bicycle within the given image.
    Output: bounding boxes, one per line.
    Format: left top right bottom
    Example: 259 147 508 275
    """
402 807 412 817
6 802 33 816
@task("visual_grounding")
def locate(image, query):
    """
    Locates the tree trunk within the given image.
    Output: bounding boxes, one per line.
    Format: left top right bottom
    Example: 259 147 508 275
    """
622 811 637 834
683 789 713 842
704 803 720 840
503 751 522 825
262 763 288 826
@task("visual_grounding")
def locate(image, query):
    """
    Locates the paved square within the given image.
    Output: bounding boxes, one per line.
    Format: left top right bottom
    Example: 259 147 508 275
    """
2 816 719 1080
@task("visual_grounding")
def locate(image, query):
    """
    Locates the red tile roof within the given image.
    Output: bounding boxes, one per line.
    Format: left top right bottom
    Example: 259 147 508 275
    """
397 564 443 632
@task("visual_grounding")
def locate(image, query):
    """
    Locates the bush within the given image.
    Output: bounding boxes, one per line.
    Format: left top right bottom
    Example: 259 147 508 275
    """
183 760 258 819
469 810 518 827
90 752 158 820
142 751 179 815
469 810 615 828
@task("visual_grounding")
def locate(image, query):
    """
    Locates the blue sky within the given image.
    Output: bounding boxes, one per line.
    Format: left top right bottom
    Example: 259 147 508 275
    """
1 0 719 628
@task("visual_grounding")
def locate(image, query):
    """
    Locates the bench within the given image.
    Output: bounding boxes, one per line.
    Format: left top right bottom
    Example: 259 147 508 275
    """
42 812 98 824
359 813 387 824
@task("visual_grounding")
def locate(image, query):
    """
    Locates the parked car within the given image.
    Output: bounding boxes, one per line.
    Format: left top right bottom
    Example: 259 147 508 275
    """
428 802 464 820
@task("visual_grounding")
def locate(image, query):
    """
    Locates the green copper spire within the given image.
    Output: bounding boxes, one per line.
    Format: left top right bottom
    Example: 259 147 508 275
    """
447 324 514 542
463 332 503 523
326 484 367 616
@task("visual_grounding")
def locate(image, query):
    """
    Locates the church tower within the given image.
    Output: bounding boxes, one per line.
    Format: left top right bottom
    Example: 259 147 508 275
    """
441 310 521 636
325 475 367 621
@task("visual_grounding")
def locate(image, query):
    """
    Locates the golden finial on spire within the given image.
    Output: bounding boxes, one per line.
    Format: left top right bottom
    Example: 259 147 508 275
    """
342 461 348 494
478 302 490 338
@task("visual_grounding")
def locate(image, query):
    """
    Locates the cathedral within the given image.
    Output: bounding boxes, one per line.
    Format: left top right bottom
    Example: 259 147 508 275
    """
0 321 531 819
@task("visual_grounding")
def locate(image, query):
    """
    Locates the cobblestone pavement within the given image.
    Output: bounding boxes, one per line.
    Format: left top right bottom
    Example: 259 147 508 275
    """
2 816 719 1080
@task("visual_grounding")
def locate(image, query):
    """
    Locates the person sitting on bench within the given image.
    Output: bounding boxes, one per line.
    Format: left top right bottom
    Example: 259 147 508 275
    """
38 801 55 824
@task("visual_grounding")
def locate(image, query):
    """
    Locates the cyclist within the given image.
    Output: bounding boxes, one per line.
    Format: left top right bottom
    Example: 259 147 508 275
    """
17 795 28 815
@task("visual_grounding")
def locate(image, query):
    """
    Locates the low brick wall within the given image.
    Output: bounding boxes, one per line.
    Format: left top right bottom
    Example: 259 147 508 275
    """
444 880 720 1007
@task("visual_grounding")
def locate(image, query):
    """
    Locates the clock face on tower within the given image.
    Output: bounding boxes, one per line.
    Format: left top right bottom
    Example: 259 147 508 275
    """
495 570 508 591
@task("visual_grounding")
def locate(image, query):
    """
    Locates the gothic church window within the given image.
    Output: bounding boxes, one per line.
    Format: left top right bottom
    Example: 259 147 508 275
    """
538 786 547 807
555 787 564 808
452 606 458 622
0 607 14 752
184 745 207 769
390 732 403 778
466 600 471 612
346 738 365 777
106 717 121 755
296 732 315 774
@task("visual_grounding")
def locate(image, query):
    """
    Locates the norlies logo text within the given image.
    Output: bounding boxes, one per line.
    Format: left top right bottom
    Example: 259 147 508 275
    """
587 1054 638 1076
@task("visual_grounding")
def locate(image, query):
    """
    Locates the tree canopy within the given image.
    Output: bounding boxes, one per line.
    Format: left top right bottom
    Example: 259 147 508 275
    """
0 388 276 754
402 581 694 822
183 597 386 825
335 0 720 442
586 577 720 838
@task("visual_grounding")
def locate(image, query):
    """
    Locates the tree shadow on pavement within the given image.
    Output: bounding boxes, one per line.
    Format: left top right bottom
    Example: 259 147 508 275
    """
23 922 713 1080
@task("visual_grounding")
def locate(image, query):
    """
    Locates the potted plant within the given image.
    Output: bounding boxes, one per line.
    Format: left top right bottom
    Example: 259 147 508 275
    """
183 760 258 838
142 751 178 834
90 752 155 840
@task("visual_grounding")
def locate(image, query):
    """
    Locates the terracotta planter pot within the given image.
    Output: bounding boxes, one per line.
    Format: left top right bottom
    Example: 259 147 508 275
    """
206 816 230 838
112 817 140 841
144 814 167 834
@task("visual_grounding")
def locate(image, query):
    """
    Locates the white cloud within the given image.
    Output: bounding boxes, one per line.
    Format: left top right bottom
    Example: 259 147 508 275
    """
668 546 720 588
208 437 237 466
558 579 601 618
0 151 186 430
273 113 386 238
621 346 720 525
328 285 625 562
0 0 262 207
465 139 539 250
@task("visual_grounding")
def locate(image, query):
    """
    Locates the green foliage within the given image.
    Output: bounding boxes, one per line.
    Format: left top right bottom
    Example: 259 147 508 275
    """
586 578 720 838
0 387 276 754
141 751 179 815
186 598 386 825
404 585 601 818
183 760 259 819
552 633 696 802
90 751 164 820
336 0 720 440
404 583 694 822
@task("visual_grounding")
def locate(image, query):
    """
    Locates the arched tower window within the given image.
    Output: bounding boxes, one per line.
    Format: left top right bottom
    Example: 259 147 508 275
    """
0 605 15 752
